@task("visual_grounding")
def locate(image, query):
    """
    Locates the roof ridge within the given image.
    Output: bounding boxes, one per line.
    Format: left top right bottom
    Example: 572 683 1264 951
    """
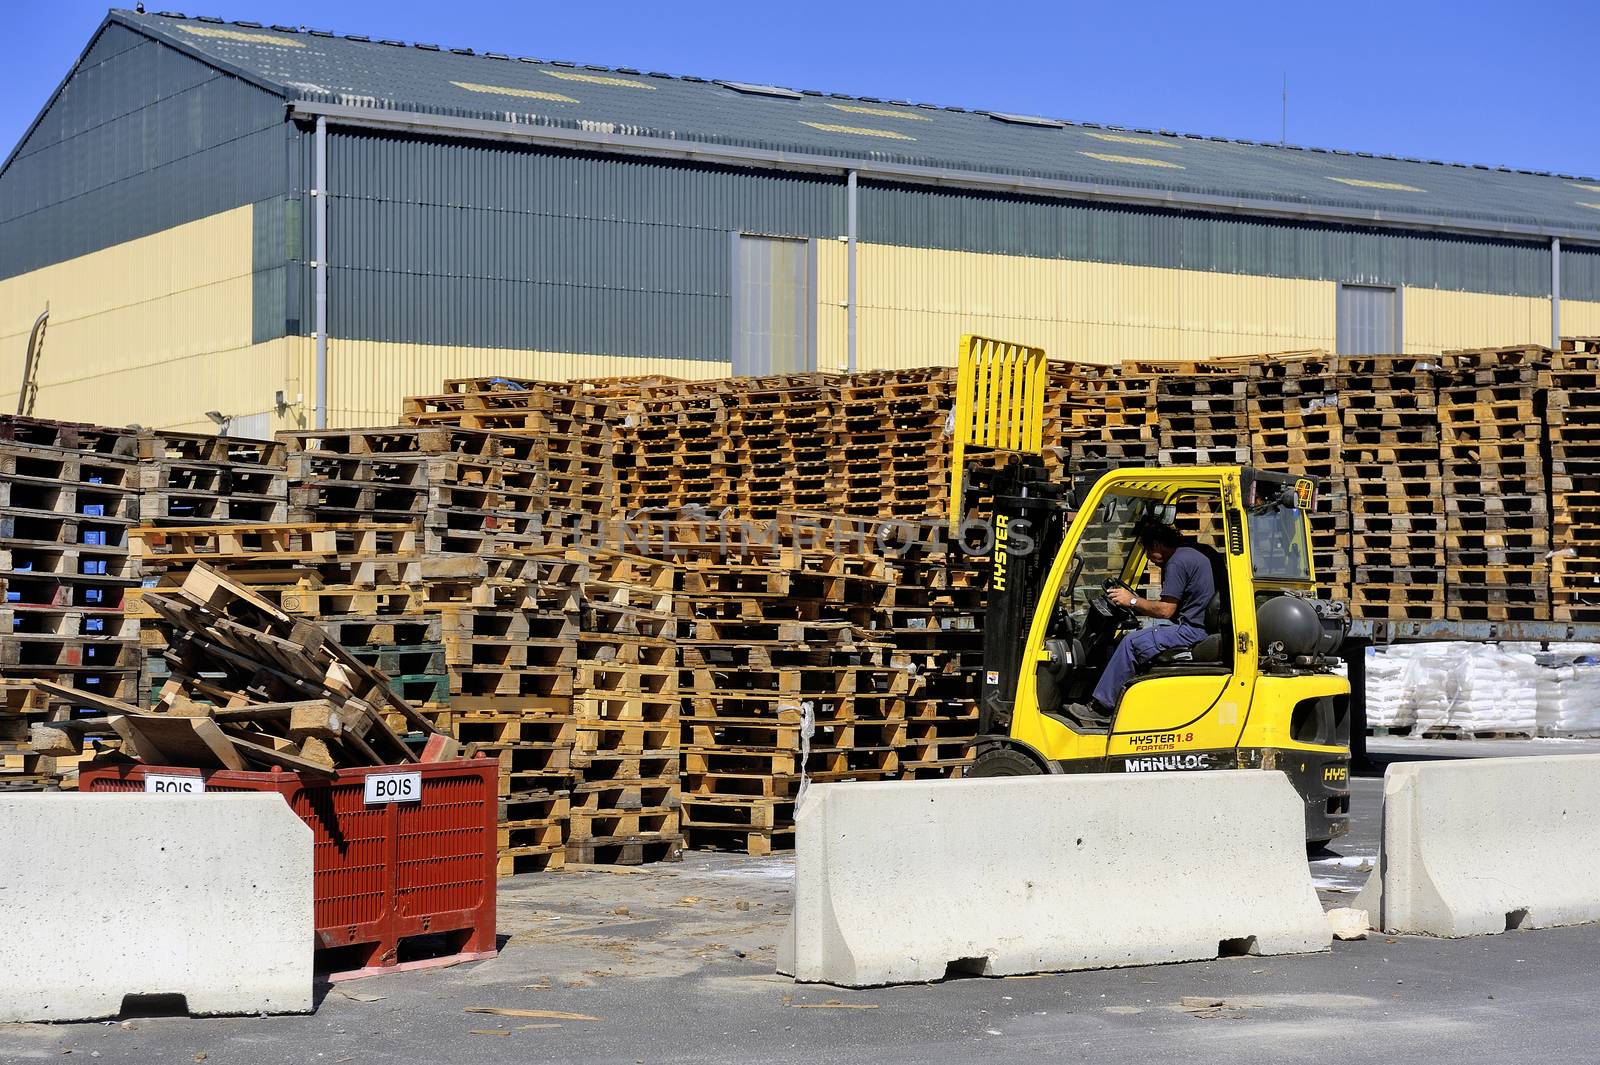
120 8 1598 184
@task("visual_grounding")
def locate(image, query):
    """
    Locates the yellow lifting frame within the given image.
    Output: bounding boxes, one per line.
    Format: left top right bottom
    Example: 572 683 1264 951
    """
948 334 1048 531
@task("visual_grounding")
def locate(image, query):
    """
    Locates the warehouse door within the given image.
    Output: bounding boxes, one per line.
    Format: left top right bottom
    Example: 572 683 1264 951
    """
1337 284 1401 355
732 235 815 376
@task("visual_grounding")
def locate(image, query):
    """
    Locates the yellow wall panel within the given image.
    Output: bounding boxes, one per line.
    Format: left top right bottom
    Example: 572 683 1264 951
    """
814 238 848 372
0 205 258 416
1561 299 1600 340
1402 288 1551 353
852 244 1338 368
325 340 730 427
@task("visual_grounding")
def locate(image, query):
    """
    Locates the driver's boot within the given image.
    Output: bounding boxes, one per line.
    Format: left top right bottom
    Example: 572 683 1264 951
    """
1063 701 1112 730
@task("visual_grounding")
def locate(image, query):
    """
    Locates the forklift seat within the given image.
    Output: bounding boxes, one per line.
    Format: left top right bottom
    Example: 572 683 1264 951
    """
1149 591 1225 666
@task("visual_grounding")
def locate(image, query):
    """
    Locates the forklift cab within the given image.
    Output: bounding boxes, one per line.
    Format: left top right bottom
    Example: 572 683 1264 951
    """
1030 468 1311 730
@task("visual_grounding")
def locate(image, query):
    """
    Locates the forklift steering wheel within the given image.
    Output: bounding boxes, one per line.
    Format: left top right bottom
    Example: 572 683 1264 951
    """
1091 578 1140 621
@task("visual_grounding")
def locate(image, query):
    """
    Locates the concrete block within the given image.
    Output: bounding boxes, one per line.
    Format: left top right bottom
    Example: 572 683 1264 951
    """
1325 907 1369 941
777 770 1329 986
1355 754 1600 937
0 793 313 1021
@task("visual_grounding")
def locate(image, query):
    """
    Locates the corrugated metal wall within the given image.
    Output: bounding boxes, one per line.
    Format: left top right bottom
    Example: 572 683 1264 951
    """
860 181 1554 298
1563 245 1600 303
317 132 1568 364
324 131 844 360
0 23 288 283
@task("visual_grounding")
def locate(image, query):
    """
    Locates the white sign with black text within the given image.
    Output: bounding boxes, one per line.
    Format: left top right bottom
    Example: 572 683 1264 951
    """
364 772 422 805
144 774 205 794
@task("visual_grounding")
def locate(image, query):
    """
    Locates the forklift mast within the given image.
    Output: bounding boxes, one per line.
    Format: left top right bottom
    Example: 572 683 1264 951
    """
946 335 1064 737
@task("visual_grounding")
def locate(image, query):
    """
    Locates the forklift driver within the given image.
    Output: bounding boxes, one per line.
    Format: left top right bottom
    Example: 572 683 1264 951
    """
1086 517 1216 720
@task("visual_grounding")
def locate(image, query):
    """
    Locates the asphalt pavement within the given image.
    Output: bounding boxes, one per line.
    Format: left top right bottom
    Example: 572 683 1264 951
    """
4 738 1598 1065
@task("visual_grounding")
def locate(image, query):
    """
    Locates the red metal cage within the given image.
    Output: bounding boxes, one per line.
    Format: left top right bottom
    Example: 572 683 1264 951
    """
80 758 498 980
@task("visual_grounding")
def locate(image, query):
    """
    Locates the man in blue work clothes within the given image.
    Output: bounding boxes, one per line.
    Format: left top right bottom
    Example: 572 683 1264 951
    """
1088 517 1216 719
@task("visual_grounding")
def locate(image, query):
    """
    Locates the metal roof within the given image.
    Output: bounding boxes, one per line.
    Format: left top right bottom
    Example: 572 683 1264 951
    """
82 10 1600 241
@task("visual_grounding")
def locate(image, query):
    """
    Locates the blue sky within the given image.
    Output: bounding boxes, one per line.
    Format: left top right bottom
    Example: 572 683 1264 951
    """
6 1 1599 176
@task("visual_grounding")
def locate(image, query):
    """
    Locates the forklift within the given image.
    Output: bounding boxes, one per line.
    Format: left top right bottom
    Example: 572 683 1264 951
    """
952 336 1352 843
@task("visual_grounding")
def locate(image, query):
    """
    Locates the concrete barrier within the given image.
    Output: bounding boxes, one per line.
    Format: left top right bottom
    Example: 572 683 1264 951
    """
0 793 313 1021
1354 754 1600 937
777 770 1330 986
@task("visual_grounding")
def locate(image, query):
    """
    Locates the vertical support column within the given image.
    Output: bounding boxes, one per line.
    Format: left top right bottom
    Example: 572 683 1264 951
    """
1343 638 1368 771
846 170 858 374
1551 236 1562 349
313 117 329 431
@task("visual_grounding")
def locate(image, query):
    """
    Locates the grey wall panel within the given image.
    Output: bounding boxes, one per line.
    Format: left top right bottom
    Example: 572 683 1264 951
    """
1563 246 1600 304
731 235 813 375
1337 284 1400 355
860 182 1552 298
0 28 288 281
323 131 843 358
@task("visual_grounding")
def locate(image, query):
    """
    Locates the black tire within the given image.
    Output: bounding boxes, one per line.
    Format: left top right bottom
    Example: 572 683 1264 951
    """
968 747 1046 777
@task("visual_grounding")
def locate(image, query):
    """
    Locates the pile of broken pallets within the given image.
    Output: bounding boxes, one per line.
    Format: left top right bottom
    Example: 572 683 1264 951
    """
31 562 445 774
130 519 601 874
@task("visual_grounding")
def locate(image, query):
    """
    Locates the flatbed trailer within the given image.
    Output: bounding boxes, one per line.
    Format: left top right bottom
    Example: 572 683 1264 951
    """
1342 620 1600 768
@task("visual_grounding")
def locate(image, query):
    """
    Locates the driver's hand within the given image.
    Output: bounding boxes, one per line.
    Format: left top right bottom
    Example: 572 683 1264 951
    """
1108 587 1138 609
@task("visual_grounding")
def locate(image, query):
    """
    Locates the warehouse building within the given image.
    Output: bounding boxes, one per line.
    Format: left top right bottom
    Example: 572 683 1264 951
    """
4 9 1600 433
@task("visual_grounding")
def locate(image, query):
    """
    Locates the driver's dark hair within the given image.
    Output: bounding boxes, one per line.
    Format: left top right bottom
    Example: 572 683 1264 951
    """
1134 517 1184 550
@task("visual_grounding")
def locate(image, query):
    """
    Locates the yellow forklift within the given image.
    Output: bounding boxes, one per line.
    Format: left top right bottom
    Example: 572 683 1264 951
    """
952 336 1352 843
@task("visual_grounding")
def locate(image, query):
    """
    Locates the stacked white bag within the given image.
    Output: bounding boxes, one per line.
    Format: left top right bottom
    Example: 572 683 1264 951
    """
1434 644 1540 734
1360 641 1600 738
1522 642 1600 736
1403 644 1463 733
1363 647 1416 729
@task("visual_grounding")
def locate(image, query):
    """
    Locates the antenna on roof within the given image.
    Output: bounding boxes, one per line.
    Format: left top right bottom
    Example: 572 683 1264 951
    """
1280 72 1287 146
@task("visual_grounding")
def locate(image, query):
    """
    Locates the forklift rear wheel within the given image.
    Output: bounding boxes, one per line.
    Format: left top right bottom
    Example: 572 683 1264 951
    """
968 747 1045 777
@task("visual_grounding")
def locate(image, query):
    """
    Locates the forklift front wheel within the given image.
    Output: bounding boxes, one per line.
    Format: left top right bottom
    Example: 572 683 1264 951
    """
968 746 1047 777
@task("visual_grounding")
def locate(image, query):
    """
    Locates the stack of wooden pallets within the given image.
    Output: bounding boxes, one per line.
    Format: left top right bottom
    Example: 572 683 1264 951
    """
401 380 618 517
135 430 288 525
728 376 844 518
566 549 683 865
1062 362 1161 472
1043 361 1116 478
640 516 902 855
1341 355 1446 620
1438 345 1550 621
1149 359 1256 546
1544 338 1600 622
787 512 983 779
1248 353 1349 601
837 369 953 519
620 381 735 514
0 416 141 724
1153 360 1256 468
280 426 553 554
